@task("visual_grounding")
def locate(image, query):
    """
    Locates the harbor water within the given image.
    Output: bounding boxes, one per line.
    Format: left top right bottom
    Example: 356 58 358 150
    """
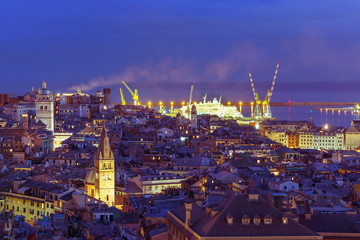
241 106 359 128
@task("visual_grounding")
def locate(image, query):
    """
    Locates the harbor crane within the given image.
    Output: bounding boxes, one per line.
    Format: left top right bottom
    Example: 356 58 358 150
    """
263 62 279 118
248 72 262 119
248 62 279 119
187 85 194 118
122 81 139 105
119 88 126 105
159 105 166 114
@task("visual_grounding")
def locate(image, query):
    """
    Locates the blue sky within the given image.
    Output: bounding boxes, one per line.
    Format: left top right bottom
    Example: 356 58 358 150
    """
1 0 360 103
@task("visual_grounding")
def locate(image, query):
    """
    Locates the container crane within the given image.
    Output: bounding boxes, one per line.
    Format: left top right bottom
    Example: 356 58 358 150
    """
248 72 262 119
119 88 126 105
122 81 139 105
262 62 279 118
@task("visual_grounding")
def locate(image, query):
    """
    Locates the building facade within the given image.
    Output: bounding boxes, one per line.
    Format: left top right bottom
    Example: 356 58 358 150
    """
85 127 115 207
35 81 54 132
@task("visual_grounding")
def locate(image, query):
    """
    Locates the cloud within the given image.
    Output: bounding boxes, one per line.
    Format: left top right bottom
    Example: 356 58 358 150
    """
68 44 271 91
69 58 199 91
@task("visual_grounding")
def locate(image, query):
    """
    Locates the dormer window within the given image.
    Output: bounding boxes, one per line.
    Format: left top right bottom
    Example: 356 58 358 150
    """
264 214 272 224
242 214 250 225
226 214 233 224
253 215 261 225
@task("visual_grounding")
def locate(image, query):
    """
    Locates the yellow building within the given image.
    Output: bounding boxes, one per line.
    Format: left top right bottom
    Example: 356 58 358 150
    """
298 130 314 149
266 129 288 147
85 127 115 207
0 192 55 222
129 175 183 195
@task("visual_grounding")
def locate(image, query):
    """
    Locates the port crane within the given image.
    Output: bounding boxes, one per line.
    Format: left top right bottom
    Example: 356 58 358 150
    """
248 62 279 119
119 88 126 105
187 85 194 118
122 81 139 105
248 72 262 119
263 62 279 118
159 105 166 114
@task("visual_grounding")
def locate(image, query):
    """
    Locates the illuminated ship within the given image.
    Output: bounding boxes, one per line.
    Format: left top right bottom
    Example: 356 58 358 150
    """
179 93 243 119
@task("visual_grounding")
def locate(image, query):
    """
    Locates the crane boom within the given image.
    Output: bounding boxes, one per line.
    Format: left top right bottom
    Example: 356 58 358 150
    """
122 81 139 105
159 105 166 114
267 62 279 103
248 72 258 101
122 81 135 96
188 85 194 106
120 88 126 105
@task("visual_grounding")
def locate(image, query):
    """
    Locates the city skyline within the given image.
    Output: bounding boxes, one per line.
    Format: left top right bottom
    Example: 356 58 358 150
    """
1 0 360 102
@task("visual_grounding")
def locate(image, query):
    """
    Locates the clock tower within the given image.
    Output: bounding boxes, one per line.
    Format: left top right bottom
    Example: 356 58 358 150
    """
92 126 115 207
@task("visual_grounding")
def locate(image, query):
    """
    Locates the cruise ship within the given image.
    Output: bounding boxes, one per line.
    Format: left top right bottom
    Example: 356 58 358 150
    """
179 95 243 119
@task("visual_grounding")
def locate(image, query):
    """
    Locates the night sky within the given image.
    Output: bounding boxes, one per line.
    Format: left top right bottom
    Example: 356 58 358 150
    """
1 0 360 103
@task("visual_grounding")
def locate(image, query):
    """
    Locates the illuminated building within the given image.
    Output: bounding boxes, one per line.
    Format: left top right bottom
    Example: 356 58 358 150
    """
190 104 197 129
265 129 288 147
85 127 115 207
3 103 35 121
129 175 183 195
0 180 73 222
298 130 314 149
35 81 54 132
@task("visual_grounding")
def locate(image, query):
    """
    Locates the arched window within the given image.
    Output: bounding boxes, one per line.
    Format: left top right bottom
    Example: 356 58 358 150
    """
107 195 109 201
44 106 47 110
40 106 43 110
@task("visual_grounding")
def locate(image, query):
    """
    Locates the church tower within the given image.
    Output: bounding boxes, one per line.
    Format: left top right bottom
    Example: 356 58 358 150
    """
35 81 54 132
190 104 197 129
93 127 115 207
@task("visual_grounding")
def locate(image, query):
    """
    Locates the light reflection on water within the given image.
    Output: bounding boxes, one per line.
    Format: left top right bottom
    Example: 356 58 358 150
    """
240 106 358 128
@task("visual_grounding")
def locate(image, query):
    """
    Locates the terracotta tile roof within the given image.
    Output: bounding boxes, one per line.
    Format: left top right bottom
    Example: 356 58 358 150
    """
166 194 320 238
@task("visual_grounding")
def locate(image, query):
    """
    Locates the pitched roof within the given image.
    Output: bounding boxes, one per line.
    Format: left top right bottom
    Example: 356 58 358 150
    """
299 214 360 233
166 195 319 238
346 126 360 133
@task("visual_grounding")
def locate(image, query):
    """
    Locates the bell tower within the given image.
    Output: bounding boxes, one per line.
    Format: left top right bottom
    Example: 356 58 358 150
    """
190 104 197 129
35 80 54 132
94 126 115 207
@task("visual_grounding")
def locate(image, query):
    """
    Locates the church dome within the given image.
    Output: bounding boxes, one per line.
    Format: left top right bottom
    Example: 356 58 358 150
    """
85 169 95 185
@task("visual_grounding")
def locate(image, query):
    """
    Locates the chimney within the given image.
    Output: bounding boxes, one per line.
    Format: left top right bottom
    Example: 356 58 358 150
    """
185 200 192 228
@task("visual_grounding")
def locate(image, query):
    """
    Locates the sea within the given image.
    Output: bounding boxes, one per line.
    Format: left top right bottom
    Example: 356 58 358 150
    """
241 106 359 129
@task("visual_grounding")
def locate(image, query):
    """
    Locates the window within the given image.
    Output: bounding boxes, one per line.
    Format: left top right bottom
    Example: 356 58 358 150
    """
242 218 250 224
264 218 272 224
